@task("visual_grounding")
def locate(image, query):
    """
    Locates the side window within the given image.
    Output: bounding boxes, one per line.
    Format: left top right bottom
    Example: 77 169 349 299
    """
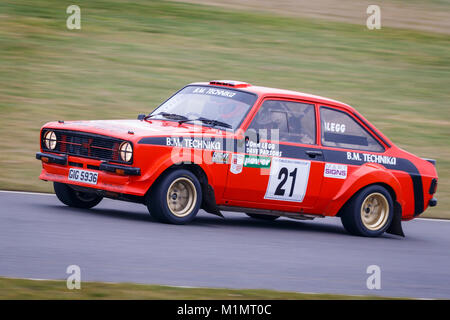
247 100 316 145
320 107 384 152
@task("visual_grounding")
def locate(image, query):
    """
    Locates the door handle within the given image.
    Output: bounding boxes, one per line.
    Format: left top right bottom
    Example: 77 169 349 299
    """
305 150 323 158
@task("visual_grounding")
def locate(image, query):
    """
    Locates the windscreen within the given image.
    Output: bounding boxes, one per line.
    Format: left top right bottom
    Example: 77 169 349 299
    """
151 86 257 130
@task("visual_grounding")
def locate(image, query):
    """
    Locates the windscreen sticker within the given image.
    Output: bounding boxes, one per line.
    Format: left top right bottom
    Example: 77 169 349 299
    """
264 158 310 202
230 154 245 174
180 86 257 105
324 163 347 179
193 87 236 98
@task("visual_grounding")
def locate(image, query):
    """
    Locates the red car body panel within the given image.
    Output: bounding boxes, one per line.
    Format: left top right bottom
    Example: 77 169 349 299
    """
38 81 438 223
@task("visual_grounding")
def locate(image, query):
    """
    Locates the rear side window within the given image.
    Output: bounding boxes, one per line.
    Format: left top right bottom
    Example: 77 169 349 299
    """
320 107 384 152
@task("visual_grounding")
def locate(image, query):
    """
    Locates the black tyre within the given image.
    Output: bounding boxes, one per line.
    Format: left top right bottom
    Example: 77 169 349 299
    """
245 213 279 221
53 182 103 209
147 169 202 224
340 185 393 237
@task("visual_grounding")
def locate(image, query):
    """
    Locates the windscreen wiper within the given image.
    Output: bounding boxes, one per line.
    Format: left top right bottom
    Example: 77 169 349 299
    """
144 112 188 121
179 117 232 129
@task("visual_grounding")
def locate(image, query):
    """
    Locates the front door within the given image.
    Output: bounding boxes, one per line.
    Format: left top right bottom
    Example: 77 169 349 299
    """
223 99 324 212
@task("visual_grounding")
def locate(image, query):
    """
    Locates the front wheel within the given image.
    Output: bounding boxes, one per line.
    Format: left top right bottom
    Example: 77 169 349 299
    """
146 169 202 224
340 185 393 237
53 182 103 209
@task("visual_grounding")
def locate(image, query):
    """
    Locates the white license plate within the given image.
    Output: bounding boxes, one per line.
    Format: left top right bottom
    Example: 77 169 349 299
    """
68 168 98 185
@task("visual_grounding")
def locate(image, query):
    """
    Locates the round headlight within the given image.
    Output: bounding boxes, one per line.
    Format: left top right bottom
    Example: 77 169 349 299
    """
44 131 57 150
119 142 133 162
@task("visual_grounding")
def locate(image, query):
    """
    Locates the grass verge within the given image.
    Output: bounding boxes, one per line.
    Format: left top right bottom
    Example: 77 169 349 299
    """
0 277 400 300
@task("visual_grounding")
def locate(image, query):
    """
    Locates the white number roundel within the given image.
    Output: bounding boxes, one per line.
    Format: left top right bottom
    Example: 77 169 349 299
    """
264 158 311 202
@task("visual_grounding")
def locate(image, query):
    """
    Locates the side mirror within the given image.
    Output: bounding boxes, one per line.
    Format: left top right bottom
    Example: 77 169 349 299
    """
137 114 146 120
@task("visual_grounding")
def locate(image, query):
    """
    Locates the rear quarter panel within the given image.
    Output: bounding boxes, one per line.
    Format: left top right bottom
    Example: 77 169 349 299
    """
319 161 405 217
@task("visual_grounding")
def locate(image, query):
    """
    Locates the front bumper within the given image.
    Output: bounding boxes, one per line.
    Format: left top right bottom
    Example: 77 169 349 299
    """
36 152 140 176
36 152 67 165
36 152 144 196
99 162 141 176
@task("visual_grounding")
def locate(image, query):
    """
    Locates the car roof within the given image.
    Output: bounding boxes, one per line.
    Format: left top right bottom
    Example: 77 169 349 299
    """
190 81 357 113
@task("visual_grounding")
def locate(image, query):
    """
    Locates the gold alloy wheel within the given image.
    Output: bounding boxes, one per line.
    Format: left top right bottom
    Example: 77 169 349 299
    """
360 192 389 231
166 177 197 217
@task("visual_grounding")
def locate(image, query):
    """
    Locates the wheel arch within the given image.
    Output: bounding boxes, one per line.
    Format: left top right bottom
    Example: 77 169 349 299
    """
145 161 222 217
324 163 404 218
335 181 405 237
328 164 405 237
335 182 398 217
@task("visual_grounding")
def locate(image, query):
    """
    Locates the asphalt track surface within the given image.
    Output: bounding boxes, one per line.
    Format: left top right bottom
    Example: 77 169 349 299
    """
1 191 449 299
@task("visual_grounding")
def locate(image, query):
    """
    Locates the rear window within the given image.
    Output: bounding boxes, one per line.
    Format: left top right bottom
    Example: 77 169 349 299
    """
320 107 384 152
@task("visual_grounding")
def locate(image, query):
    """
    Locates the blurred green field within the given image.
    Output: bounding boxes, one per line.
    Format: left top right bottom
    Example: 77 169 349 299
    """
0 277 400 299
0 0 449 218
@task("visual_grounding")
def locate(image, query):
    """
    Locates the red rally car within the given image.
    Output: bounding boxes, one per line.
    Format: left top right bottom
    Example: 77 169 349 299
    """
36 80 438 237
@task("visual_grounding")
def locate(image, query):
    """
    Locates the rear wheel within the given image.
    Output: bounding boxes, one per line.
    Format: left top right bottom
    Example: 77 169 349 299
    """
53 182 103 209
147 169 202 224
245 213 279 221
341 185 393 237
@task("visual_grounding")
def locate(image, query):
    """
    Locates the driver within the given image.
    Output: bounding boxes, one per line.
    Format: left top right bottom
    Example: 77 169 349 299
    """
254 101 288 132
204 96 245 124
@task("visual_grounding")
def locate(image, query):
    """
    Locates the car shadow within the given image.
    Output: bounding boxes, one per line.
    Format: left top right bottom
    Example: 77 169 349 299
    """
37 203 400 239
37 203 155 222
192 214 348 235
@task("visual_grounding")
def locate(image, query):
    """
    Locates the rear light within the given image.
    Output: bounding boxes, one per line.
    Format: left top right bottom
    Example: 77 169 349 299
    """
429 179 438 195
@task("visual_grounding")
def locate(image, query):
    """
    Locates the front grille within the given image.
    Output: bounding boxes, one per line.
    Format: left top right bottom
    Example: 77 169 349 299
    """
41 129 131 164
69 161 83 168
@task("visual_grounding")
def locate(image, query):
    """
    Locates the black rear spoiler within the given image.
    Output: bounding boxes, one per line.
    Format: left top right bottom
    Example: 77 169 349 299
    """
422 158 436 166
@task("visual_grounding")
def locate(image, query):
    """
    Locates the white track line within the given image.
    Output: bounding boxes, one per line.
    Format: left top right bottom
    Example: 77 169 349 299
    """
416 218 450 223
0 190 54 196
0 190 448 222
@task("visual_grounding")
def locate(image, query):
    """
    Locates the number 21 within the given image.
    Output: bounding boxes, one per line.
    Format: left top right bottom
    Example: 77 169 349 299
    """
274 167 297 197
